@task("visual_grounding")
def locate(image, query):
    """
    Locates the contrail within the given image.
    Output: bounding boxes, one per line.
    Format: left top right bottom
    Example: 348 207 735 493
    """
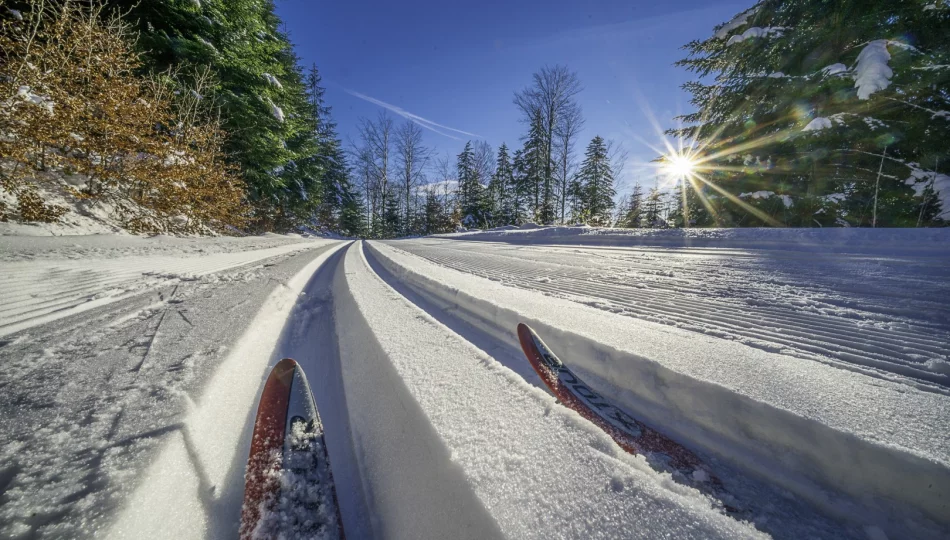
345 89 482 140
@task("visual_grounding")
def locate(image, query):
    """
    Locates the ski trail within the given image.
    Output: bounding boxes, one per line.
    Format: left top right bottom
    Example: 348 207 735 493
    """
0 242 321 337
385 239 950 389
340 241 764 539
270 246 373 538
105 242 350 540
366 240 950 538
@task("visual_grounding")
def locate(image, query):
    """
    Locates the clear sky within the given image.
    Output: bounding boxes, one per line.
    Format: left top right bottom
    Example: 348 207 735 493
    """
275 0 750 195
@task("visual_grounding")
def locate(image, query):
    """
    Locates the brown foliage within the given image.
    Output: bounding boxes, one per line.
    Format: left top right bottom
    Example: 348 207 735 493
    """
0 0 249 234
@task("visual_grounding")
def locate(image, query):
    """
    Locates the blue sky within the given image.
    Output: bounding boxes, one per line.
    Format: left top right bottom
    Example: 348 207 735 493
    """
275 0 750 195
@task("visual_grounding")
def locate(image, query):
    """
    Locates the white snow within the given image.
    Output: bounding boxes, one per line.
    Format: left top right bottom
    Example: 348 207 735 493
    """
739 190 793 207
368 234 950 537
714 7 758 39
803 117 833 131
262 72 283 89
107 242 348 539
854 40 893 99
267 98 285 122
727 27 784 45
2 228 949 539
822 63 849 76
16 85 55 114
905 164 950 218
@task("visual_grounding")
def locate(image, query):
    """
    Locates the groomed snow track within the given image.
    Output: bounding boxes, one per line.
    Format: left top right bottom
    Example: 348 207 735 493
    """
3 233 948 539
362 239 950 539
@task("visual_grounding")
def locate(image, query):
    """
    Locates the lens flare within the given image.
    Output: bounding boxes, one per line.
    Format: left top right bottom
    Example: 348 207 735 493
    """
664 153 696 178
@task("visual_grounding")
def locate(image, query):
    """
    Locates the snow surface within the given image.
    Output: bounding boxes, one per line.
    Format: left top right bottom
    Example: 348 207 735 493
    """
373 231 950 537
2 228 949 539
0 237 343 538
822 63 849 76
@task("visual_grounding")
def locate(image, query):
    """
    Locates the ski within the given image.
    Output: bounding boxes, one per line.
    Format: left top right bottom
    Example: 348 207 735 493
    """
517 323 736 506
240 358 345 539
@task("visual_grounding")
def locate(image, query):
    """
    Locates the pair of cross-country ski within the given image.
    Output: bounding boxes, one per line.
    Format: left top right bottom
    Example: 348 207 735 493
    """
239 323 733 538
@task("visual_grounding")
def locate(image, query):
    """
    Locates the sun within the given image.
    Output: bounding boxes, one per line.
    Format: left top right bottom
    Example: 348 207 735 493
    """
664 153 697 179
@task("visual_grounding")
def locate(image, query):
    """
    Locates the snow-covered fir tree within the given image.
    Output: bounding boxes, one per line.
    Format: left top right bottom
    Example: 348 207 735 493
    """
673 0 949 226
489 144 514 226
576 136 616 226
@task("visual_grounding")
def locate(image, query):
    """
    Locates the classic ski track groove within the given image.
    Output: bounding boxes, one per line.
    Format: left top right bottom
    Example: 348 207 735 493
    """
386 242 950 388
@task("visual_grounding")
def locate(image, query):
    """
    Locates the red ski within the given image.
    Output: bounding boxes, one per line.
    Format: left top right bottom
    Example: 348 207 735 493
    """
240 358 344 539
517 323 733 502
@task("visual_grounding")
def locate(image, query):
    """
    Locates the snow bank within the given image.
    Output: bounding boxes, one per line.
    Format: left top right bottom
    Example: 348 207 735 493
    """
342 242 765 539
822 63 849 76
366 241 950 537
854 40 893 99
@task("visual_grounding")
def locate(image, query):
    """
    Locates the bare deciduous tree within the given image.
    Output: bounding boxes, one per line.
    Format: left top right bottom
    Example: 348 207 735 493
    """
396 121 429 234
514 65 582 224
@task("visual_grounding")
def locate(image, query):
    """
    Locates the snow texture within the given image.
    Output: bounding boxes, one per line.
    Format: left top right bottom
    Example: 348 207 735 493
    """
906 164 950 218
2 228 949 539
714 7 758 39
342 242 766 539
727 27 784 45
268 98 285 122
803 117 833 131
16 85 55 114
370 231 950 538
0 236 343 538
854 40 893 99
262 72 283 89
822 63 849 76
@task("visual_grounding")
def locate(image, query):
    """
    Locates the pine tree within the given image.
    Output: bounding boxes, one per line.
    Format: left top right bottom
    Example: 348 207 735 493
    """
520 110 549 223
577 136 616 226
673 1 949 227
510 149 532 225
489 144 514 226
457 141 489 228
106 0 324 229
644 187 666 228
619 184 644 228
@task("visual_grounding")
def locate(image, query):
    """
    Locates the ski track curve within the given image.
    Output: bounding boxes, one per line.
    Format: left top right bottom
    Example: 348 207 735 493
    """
383 238 950 390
